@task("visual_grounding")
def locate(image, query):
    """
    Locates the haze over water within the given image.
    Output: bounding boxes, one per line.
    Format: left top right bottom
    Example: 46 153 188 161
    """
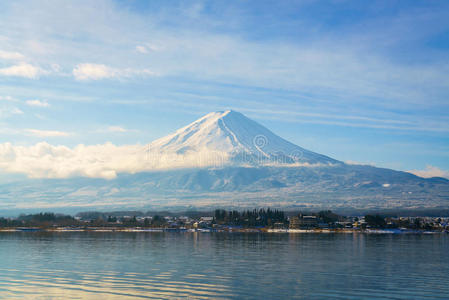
0 232 448 299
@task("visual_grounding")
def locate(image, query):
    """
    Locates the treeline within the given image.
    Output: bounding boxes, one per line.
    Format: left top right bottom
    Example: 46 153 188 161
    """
362 214 445 230
214 208 287 227
291 211 448 230
0 213 78 228
0 212 169 228
76 211 146 220
104 215 168 227
1 210 447 231
75 210 213 221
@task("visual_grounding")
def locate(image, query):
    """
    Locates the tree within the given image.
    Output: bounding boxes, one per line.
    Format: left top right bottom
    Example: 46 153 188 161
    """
365 214 386 228
318 210 339 224
414 218 421 229
151 215 167 227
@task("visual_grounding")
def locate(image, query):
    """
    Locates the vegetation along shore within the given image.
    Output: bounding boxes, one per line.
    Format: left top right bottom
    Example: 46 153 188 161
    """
1 209 448 233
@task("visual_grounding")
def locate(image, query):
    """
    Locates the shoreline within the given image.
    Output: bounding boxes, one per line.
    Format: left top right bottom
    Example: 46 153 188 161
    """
0 227 447 234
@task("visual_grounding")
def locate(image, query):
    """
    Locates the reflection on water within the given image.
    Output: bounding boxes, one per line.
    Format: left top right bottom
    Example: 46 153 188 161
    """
0 268 233 299
0 232 448 299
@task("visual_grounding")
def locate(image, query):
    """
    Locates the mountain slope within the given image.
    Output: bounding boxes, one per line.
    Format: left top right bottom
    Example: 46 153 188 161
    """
2 165 448 214
147 110 338 167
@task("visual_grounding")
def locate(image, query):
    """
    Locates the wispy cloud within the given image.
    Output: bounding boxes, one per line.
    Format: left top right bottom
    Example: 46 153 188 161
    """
0 50 25 60
0 96 18 102
135 45 148 54
0 0 447 175
11 107 23 115
408 165 449 179
25 129 70 137
136 44 161 54
0 106 23 118
345 160 376 166
107 126 128 133
72 63 156 81
93 126 138 134
1 1 447 106
25 99 50 107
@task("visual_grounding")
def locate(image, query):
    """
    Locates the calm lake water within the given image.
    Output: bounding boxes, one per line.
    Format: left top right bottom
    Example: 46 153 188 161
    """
0 232 448 299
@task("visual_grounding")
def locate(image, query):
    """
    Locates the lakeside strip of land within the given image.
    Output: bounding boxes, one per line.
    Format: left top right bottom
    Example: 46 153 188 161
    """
0 227 447 234
1 209 449 234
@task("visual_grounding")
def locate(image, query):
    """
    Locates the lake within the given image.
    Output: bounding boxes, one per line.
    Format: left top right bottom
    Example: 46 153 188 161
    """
0 232 448 299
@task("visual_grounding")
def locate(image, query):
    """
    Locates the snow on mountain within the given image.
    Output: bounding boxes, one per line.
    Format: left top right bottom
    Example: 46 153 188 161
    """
147 110 339 168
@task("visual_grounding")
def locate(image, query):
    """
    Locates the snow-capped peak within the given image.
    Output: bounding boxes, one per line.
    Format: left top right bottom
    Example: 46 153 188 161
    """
147 110 338 168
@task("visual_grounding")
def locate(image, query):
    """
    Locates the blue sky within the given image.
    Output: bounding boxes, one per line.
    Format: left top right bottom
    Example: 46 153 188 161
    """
0 0 448 178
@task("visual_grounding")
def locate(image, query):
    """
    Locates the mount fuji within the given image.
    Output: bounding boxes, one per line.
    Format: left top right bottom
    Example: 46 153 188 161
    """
1 110 449 214
146 110 338 167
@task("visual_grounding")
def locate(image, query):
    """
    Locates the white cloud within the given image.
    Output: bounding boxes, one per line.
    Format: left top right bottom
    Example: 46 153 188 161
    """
50 63 61 72
408 165 449 179
25 129 70 137
34 113 46 120
107 126 128 133
0 63 46 79
26 99 50 107
345 160 375 166
0 139 331 180
72 63 156 81
68 188 98 197
0 141 226 179
0 142 146 179
0 106 23 117
0 1 447 114
0 50 25 60
72 63 116 80
94 126 139 134
136 44 161 54
0 141 232 179
0 96 17 102
94 126 135 134
11 107 23 115
136 45 148 54
0 0 447 108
